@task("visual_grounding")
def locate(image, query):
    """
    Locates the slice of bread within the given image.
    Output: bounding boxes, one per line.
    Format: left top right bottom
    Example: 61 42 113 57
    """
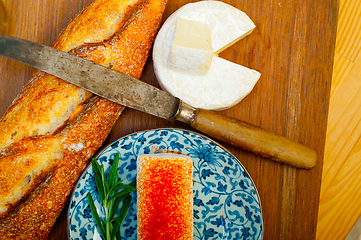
137 153 193 240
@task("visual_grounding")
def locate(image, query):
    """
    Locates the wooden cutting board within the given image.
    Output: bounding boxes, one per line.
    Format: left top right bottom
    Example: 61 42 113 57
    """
0 0 338 239
317 0 361 238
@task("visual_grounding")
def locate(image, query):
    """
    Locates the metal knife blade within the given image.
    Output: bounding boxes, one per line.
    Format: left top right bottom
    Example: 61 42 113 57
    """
0 35 180 120
0 34 318 169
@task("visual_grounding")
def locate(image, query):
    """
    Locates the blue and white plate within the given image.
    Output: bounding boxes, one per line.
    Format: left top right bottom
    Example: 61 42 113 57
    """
67 128 263 240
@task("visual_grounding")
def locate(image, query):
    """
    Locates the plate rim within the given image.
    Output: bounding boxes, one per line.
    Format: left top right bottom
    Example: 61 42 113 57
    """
66 127 264 239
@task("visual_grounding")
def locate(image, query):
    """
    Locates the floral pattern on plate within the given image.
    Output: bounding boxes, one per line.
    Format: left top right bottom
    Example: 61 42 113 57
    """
67 128 263 240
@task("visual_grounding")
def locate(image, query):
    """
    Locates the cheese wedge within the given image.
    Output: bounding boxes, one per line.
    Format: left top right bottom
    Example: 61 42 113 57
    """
153 0 260 110
168 17 213 75
137 153 193 240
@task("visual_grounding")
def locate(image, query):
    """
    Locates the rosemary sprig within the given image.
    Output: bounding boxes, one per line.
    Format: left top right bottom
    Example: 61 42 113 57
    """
87 153 136 240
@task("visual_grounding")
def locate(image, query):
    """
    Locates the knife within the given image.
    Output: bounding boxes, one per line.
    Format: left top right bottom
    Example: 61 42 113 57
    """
0 35 317 169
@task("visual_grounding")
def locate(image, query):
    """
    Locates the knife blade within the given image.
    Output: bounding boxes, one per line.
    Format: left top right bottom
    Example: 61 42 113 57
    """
0 35 180 120
0 35 317 169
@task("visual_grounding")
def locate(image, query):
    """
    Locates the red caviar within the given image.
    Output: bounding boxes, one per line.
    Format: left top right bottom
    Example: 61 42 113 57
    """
137 154 193 240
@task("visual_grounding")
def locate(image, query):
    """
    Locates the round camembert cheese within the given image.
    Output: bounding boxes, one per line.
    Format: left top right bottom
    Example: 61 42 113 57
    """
153 0 261 110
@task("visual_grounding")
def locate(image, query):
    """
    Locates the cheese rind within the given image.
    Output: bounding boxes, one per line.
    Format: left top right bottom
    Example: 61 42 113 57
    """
153 1 260 110
136 153 193 240
168 18 213 75
157 55 260 110
163 1 256 54
168 45 213 75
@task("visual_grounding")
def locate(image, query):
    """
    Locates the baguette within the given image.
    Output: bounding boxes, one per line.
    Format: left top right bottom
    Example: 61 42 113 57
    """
0 0 167 238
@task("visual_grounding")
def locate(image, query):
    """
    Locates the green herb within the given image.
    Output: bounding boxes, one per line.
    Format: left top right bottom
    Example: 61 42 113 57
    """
87 153 136 240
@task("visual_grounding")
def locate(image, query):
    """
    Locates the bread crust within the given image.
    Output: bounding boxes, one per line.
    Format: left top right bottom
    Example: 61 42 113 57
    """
0 0 167 238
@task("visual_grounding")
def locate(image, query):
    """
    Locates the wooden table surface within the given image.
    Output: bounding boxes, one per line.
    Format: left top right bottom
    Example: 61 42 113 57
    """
0 0 338 239
316 0 361 239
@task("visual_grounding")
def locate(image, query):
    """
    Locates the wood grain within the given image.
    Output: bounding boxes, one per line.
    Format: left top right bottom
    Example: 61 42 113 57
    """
0 0 337 239
317 0 361 238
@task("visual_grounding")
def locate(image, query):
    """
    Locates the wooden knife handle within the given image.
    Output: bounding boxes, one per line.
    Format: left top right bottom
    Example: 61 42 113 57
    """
190 109 317 169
